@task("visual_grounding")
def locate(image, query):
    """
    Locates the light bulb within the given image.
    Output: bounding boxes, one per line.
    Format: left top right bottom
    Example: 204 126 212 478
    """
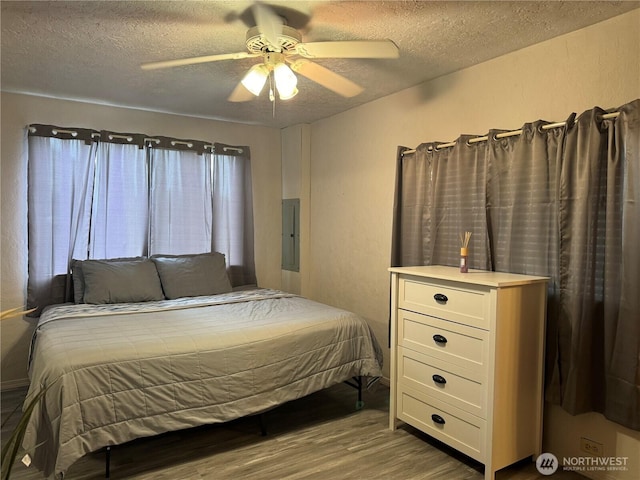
241 64 269 96
273 63 298 100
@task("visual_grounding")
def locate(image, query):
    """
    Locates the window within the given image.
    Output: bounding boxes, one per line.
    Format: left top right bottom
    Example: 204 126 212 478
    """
27 125 255 311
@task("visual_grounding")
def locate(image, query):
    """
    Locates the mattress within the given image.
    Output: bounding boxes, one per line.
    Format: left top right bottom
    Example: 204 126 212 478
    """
22 289 383 478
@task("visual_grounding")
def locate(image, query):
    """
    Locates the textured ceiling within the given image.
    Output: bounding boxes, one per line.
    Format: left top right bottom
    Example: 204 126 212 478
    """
1 1 638 128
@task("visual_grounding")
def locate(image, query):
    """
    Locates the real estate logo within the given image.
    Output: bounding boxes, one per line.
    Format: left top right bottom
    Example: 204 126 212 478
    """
536 452 630 475
536 453 559 475
562 455 629 473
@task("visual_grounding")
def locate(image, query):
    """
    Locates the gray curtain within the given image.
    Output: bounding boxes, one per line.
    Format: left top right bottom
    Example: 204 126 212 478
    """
149 147 213 256
211 143 256 287
391 137 490 269
485 120 565 410
27 127 98 311
27 127 256 312
554 102 639 428
391 99 640 430
90 136 149 259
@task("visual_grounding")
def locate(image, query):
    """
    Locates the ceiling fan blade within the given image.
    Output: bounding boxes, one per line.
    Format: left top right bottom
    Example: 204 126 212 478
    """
294 40 399 59
141 52 259 70
228 80 256 103
289 59 363 98
252 3 283 50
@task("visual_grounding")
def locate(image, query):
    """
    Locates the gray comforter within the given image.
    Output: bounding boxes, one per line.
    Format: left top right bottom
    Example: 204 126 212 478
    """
23 289 383 478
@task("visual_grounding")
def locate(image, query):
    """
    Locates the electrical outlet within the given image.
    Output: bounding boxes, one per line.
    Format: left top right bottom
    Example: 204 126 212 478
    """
580 437 604 456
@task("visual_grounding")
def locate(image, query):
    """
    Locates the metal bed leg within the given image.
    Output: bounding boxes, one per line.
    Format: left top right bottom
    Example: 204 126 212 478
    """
105 446 111 479
258 413 267 436
355 376 364 410
344 376 364 410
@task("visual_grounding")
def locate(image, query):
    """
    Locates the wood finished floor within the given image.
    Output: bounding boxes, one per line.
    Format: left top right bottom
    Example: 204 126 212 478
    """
2 383 585 480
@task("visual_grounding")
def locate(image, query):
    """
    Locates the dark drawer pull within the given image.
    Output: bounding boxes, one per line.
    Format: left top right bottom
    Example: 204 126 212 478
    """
432 374 447 384
433 293 448 303
433 334 448 344
431 414 446 425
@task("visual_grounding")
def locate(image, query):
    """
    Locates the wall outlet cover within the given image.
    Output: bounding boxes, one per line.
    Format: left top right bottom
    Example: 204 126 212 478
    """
580 437 604 457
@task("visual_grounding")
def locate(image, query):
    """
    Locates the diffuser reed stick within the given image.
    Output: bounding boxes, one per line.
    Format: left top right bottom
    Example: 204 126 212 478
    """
460 231 472 273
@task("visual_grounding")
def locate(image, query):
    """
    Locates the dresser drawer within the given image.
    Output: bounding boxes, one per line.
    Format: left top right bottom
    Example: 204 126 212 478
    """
398 310 489 374
397 385 485 462
399 276 491 329
398 346 486 418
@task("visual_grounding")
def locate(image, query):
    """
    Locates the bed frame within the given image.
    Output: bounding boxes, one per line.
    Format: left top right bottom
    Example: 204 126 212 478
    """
24 288 383 479
100 376 367 479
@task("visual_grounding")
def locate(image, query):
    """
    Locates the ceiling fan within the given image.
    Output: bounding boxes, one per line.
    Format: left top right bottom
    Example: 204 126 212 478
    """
141 3 399 102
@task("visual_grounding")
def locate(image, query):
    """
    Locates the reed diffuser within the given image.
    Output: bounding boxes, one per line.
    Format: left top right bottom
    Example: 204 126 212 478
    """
459 231 472 273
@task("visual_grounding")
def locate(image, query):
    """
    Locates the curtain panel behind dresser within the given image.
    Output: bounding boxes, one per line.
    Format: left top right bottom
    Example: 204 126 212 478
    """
391 99 640 430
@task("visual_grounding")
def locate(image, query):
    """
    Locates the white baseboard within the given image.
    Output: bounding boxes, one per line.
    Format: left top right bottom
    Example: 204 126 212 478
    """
1 378 29 392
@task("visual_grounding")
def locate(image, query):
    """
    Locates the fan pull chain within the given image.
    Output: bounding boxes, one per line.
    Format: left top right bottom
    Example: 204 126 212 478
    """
268 71 276 117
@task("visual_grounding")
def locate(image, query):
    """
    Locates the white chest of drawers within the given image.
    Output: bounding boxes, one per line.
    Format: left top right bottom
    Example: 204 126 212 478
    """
388 266 548 480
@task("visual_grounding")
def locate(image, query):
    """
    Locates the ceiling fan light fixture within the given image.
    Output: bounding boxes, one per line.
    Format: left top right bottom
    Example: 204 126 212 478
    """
142 3 401 105
278 86 299 100
241 64 269 96
273 62 298 100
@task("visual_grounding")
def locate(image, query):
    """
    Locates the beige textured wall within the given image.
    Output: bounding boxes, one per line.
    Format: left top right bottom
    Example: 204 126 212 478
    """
307 10 639 479
0 93 282 388
280 124 311 296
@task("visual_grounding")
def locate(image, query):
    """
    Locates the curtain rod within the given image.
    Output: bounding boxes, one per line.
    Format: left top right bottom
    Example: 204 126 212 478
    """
95 136 244 153
28 127 247 153
402 111 620 155
108 136 242 153
141 139 243 153
107 134 215 150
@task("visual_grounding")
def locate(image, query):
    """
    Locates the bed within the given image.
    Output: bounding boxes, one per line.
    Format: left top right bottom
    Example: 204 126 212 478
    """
22 253 383 479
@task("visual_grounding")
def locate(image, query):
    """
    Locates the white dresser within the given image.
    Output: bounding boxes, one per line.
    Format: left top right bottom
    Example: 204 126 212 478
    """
388 266 548 480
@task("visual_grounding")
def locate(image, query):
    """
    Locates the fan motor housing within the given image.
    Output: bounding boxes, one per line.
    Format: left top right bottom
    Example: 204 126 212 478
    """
246 25 302 53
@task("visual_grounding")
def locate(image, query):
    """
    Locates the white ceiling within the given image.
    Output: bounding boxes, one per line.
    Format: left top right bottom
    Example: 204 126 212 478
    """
2 1 638 128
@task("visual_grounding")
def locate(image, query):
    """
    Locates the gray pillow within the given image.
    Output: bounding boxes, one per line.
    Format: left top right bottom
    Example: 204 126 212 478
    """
71 259 86 304
81 259 165 304
72 256 144 303
152 252 232 300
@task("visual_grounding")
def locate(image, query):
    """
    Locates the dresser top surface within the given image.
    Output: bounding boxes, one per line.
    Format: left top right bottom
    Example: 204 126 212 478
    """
388 265 549 287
